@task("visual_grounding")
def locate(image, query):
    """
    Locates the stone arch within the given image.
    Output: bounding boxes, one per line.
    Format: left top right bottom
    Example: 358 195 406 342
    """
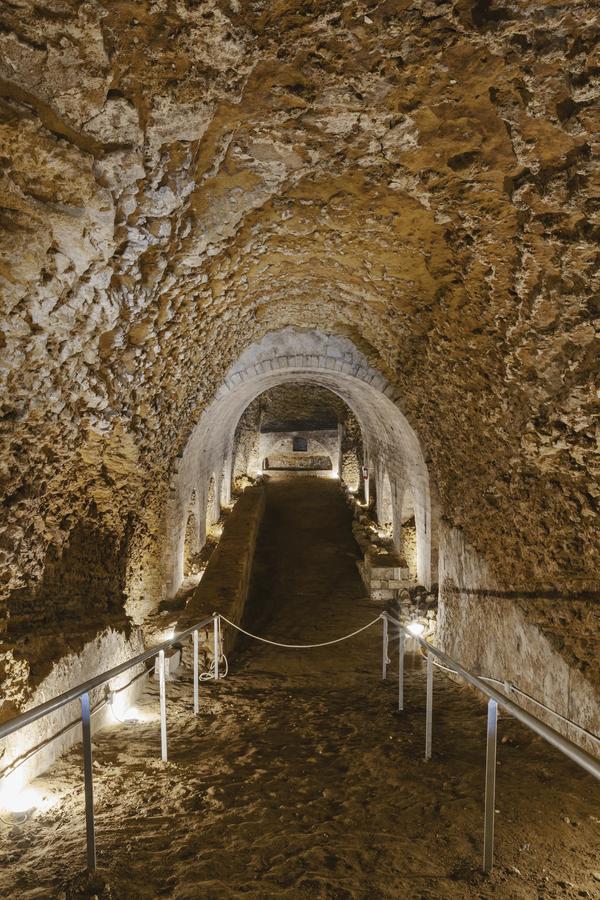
362 449 373 507
220 454 233 507
182 491 200 578
165 329 436 596
206 472 220 533
377 469 395 535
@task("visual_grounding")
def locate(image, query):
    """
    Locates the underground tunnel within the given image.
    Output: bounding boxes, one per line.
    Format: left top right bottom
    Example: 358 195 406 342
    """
0 1 599 897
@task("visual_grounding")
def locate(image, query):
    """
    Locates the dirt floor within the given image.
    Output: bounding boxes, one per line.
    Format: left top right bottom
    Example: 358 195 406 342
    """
0 478 598 899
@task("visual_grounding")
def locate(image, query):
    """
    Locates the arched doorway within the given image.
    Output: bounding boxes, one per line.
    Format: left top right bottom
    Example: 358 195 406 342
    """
166 329 435 596
400 488 418 581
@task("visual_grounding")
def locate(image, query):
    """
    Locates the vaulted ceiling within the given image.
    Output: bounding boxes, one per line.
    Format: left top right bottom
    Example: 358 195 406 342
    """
1 0 598 623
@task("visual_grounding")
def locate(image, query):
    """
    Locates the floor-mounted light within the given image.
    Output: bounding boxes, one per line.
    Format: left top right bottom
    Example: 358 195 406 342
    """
0 770 58 822
119 706 141 724
162 625 175 642
108 691 141 725
0 783 38 819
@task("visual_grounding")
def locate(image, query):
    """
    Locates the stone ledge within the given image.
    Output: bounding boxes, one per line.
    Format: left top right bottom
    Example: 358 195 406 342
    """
177 484 266 659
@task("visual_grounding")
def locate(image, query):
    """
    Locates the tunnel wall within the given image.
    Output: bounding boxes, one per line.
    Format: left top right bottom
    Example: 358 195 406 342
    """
438 526 600 757
0 627 146 796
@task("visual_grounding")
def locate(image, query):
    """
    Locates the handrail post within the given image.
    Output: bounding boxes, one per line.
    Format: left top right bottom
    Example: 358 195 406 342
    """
382 615 388 681
425 652 433 760
80 692 96 871
483 699 498 874
213 614 220 681
193 629 199 715
158 650 168 761
398 629 405 711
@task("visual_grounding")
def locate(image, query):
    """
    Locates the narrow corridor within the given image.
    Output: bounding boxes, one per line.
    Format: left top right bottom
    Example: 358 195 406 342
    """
0 480 598 899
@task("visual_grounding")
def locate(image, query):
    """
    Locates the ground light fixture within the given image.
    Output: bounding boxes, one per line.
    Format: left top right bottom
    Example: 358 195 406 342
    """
0 782 38 820
108 691 141 725
407 621 425 637
0 770 59 823
120 707 141 724
1 768 33 817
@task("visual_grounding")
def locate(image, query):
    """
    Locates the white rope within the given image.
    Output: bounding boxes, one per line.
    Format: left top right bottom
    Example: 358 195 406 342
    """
219 613 383 649
199 653 229 681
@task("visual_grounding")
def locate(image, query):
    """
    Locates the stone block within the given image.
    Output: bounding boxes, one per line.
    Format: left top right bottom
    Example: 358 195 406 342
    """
372 589 396 602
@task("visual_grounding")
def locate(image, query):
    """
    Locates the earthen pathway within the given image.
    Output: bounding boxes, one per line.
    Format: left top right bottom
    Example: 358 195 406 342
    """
0 478 598 898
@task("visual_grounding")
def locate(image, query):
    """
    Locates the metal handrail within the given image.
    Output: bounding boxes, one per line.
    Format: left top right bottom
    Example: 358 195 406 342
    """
383 613 600 778
2 609 598 883
0 612 220 872
0 615 214 742
381 612 600 874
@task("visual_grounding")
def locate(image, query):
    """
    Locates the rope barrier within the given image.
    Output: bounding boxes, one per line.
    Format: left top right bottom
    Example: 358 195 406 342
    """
220 610 599 747
199 654 229 681
219 613 383 649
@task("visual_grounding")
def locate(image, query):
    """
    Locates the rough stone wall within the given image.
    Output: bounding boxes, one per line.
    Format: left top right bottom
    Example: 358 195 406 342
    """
182 496 200 577
438 525 599 755
0 1 598 728
0 626 145 788
258 384 346 431
233 400 262 487
2 514 134 722
341 414 364 493
7 521 128 637
401 518 418 581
